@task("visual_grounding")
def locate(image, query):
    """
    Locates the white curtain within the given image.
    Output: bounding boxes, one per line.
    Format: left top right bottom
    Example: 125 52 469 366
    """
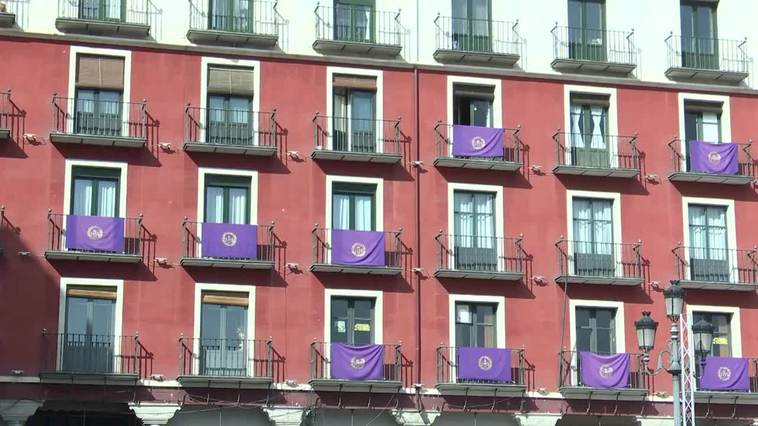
570 104 584 149
332 194 351 230
707 207 727 260
354 195 372 231
689 206 707 260
206 187 225 223
228 97 250 125
97 181 117 217
701 112 720 142
475 193 494 249
228 188 248 225
593 201 613 255
573 199 592 254
73 179 94 216
590 106 606 149
454 193 474 248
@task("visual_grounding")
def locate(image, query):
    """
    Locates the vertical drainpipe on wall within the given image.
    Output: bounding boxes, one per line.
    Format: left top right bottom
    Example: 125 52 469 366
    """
414 65 422 386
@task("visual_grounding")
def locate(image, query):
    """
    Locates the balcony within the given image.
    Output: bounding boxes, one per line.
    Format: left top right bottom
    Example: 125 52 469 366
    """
665 34 749 84
180 220 274 270
434 233 524 281
433 122 523 171
435 347 527 397
177 337 273 388
310 227 402 275
667 138 754 185
45 212 144 263
0 0 22 28
50 95 147 148
694 357 758 404
555 239 643 286
55 0 152 38
433 15 524 67
187 0 282 49
0 90 25 141
312 114 402 164
40 331 149 385
313 4 406 58
309 341 403 393
672 245 758 292
559 350 648 400
184 106 278 156
553 132 640 178
551 25 637 76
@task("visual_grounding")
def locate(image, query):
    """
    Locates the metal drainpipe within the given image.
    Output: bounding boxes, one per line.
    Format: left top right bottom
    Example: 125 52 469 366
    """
413 65 422 385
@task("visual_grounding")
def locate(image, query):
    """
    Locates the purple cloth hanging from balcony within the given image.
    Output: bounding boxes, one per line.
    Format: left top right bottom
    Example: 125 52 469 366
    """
457 347 512 382
331 229 385 267
579 352 630 389
65 215 125 252
452 125 504 157
201 223 258 259
700 356 749 391
689 140 739 175
330 343 385 381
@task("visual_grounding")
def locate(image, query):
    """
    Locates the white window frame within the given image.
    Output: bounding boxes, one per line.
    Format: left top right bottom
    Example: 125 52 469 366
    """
67 46 132 137
681 196 738 282
196 167 259 250
686 304 742 357
192 283 256 376
57 277 124 372
447 182 504 271
447 294 505 384
447 75 502 155
566 190 623 277
563 85 619 168
200 57 261 146
569 299 625 386
678 93 731 170
325 66 384 152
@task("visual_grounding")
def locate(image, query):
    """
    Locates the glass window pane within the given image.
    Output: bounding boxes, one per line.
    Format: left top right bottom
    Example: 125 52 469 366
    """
585 1 603 31
575 308 591 327
576 327 592 352
201 303 222 340
568 1 581 29
224 305 247 341
456 323 472 347
595 308 613 328
353 299 373 320
596 328 612 354
91 299 115 336
96 180 117 217
65 297 90 335
228 187 248 225
205 186 225 223
73 178 94 216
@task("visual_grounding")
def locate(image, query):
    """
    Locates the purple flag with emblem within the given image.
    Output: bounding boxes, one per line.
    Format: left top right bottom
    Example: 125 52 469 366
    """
201 223 258 259
452 125 505 158
580 352 630 389
331 229 385 267
65 215 124 252
457 347 512 382
689 141 739 175
330 343 385 381
700 356 749 391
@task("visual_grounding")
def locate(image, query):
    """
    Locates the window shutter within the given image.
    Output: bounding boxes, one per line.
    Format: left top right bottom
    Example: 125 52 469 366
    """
207 66 255 97
332 74 377 91
570 93 610 107
202 291 249 307
67 285 117 300
76 55 125 90
685 100 723 114
453 84 495 99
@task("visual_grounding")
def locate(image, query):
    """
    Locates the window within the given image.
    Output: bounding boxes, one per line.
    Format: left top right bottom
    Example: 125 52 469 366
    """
455 302 496 347
334 0 374 43
567 0 606 61
63 286 117 373
332 75 377 153
71 166 120 217
204 174 251 225
680 1 718 69
330 297 375 345
451 0 491 52
453 191 496 271
688 204 729 282
74 55 125 137
209 0 252 32
200 291 249 376
572 198 614 276
332 182 376 231
569 94 609 168
692 311 732 357
684 101 721 143
206 66 255 146
453 84 494 127
575 307 616 354
79 0 124 22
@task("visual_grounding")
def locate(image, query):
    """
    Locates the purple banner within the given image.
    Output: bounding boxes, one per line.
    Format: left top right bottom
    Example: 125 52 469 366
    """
65 215 124 252
700 356 749 391
457 347 512 382
689 140 739 175
579 352 630 389
452 125 505 158
201 223 258 259
330 343 385 381
331 229 385 267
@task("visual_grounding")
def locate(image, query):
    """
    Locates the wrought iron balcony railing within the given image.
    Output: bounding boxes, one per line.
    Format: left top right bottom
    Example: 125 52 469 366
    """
41 331 150 378
666 34 749 75
309 341 402 383
436 346 526 386
433 122 523 170
553 132 640 177
673 245 758 290
178 336 273 380
188 0 281 37
314 4 406 50
184 106 278 154
312 114 402 162
558 350 648 391
0 90 24 140
667 138 753 183
311 227 402 272
551 25 636 66
181 220 275 266
46 212 144 261
434 233 524 279
0 206 5 255
433 15 524 59
51 95 147 144
56 0 153 27
555 239 643 285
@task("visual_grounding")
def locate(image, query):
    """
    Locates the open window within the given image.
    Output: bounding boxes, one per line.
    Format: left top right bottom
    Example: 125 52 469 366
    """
680 1 718 70
567 0 606 61
332 74 377 153
453 83 494 127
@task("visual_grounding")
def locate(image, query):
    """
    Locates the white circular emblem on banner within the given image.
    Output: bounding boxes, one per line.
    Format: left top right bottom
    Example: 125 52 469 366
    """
478 355 493 371
708 151 722 164
222 232 238 247
599 364 614 378
350 356 367 370
86 225 104 241
718 366 732 381
471 136 486 150
351 242 367 258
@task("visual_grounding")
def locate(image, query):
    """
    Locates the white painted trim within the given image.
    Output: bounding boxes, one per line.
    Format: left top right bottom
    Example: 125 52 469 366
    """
446 75 502 155
323 288 384 344
192 283 256 375
448 294 506 348
565 189 623 276
446 182 504 270
569 299 626 353
686 304 742 357
677 92 732 169
67 46 132 137
63 159 128 216
680 196 738 282
58 277 124 372
325 66 384 151
563 84 619 167
199 57 261 144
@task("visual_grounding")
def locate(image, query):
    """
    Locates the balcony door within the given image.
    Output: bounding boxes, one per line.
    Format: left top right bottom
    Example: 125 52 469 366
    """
575 307 615 354
200 293 248 376
455 302 496 348
204 175 251 225
681 2 718 70
453 191 497 271
572 198 614 277
330 297 374 345
207 95 253 146
71 166 120 217
688 205 729 282
78 0 125 22
453 84 493 127
334 0 374 43
63 289 116 373
209 0 252 33
332 183 376 231
74 89 122 137
567 0 606 61
333 87 376 153
569 95 609 168
684 102 722 171
451 0 491 52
